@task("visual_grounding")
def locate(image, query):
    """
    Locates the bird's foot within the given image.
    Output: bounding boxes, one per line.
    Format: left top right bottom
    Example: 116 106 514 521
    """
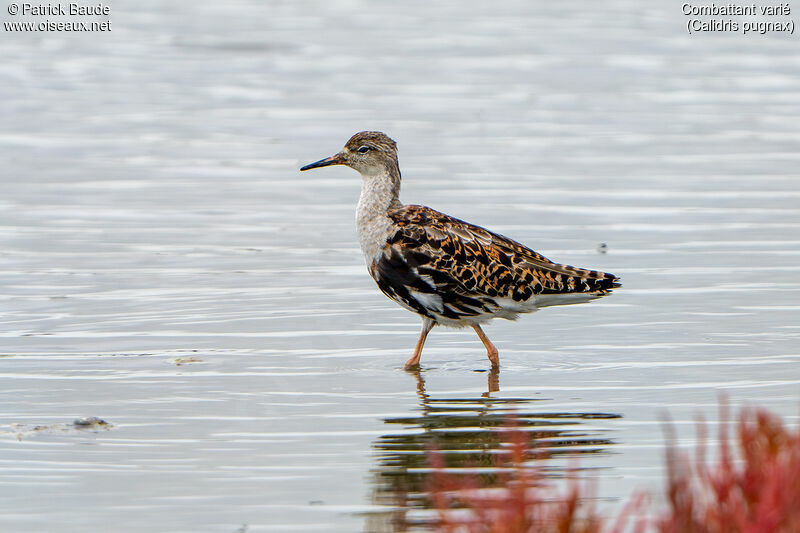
403 358 421 371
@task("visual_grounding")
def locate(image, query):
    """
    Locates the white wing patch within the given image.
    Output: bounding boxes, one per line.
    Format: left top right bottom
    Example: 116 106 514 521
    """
408 291 444 313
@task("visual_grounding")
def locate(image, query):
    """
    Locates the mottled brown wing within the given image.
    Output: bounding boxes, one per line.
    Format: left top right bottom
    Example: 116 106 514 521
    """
385 205 620 304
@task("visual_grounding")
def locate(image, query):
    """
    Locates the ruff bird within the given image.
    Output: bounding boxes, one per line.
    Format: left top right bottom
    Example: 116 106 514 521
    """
300 131 619 370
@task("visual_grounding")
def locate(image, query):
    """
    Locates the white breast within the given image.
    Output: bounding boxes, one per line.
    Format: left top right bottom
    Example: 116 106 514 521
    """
356 213 393 263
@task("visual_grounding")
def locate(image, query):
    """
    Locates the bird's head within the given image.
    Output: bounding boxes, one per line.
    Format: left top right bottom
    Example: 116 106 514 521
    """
300 131 399 178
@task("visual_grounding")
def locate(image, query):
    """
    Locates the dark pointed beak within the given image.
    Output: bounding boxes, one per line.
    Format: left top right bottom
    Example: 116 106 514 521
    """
300 153 345 171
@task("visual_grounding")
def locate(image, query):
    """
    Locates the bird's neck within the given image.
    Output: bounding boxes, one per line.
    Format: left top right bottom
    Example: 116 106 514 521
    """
356 167 402 223
356 167 402 260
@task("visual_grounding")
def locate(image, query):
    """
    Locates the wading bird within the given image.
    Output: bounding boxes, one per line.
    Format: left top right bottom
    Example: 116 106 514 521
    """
300 132 619 370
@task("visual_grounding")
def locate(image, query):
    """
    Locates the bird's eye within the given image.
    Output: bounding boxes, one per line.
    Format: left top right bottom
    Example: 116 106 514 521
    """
357 145 371 154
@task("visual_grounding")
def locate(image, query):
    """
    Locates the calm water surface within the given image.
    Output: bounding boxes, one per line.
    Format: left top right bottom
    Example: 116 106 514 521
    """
2 1 799 531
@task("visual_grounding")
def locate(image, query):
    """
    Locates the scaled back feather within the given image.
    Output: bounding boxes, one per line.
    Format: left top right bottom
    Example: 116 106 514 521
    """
370 204 619 326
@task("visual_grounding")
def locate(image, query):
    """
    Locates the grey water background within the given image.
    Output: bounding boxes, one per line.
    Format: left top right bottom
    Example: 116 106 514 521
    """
2 1 800 531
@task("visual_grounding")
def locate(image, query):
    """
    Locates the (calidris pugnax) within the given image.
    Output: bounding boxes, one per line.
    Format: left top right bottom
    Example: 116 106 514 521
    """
300 131 620 370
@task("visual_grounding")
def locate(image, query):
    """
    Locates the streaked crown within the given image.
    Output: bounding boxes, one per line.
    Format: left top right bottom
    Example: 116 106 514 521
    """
344 131 397 155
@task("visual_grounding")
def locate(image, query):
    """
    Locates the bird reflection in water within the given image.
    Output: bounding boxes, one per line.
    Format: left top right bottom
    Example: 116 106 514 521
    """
363 369 622 532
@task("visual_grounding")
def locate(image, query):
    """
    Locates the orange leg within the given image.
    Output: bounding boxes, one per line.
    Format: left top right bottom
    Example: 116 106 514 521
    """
472 324 499 369
404 319 435 369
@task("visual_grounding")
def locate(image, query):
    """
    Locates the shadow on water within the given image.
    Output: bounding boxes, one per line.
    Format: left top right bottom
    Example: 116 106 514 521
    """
362 369 622 532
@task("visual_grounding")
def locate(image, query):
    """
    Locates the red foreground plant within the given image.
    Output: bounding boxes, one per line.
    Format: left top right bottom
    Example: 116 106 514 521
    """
428 406 800 533
658 407 800 533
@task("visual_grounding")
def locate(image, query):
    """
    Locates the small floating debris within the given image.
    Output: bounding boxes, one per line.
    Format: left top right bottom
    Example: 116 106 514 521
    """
597 242 608 254
73 417 110 428
4 417 114 440
173 356 203 366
